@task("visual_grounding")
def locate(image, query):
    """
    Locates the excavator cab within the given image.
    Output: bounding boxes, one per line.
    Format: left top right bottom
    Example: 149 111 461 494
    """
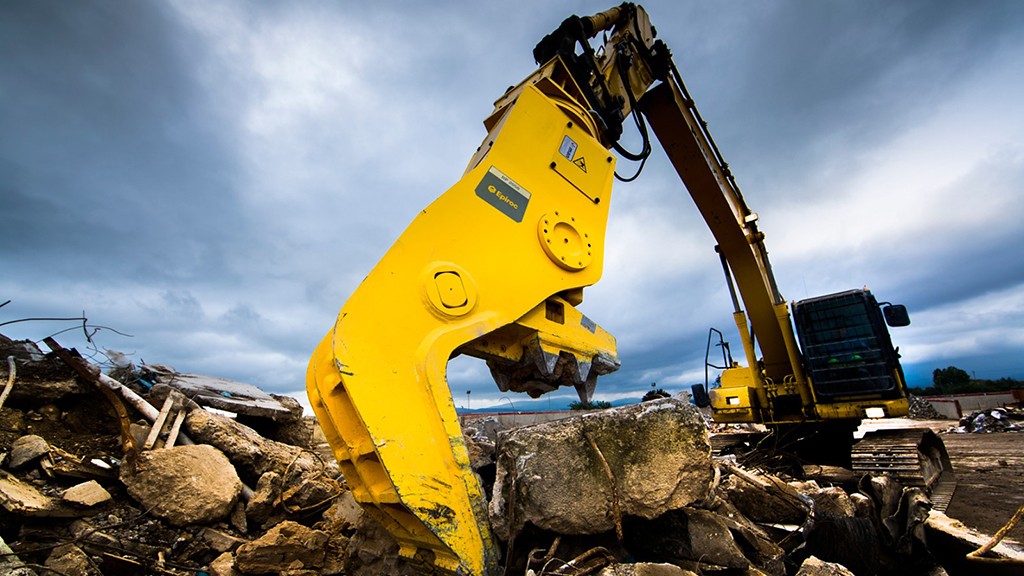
792 289 907 401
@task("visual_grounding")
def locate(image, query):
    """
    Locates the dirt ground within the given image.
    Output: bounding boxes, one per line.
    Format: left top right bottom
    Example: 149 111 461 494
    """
861 418 1024 546
940 430 1024 546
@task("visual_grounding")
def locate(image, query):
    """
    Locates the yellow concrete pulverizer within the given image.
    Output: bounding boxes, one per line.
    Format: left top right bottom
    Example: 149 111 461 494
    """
308 82 618 575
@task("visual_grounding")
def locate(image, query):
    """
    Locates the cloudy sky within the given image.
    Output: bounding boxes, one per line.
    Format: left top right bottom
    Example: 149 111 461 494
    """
3 1 1023 412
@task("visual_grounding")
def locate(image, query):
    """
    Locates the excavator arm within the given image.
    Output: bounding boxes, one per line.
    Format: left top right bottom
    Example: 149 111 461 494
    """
637 76 812 412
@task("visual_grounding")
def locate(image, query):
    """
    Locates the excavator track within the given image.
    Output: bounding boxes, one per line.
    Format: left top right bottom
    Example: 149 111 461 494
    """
851 428 957 511
711 427 957 512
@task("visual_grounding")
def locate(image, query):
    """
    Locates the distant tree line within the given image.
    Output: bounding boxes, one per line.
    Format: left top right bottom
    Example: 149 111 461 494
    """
569 400 613 410
914 365 1023 396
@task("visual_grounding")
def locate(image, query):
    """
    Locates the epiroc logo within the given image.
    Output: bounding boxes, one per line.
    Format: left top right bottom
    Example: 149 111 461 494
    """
475 166 531 222
486 184 519 210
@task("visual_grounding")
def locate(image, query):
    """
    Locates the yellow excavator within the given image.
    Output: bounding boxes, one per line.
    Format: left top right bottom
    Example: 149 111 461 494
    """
307 5 952 575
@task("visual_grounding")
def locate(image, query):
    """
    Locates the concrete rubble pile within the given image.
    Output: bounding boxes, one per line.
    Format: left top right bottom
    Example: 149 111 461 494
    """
2 332 1021 575
0 334 352 576
907 395 943 420
947 407 1024 433
463 398 960 576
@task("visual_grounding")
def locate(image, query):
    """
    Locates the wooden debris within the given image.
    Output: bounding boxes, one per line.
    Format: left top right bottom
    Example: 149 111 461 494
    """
165 409 187 448
40 444 117 481
42 337 192 448
925 510 1024 573
0 355 15 411
143 396 174 450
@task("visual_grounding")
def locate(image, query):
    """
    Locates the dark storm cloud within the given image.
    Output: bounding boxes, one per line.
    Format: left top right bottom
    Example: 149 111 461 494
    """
0 1 242 282
769 150 1024 315
662 0 1024 195
889 231 1024 315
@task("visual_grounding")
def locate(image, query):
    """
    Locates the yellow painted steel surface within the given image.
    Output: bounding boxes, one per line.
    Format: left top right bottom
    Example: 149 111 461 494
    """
308 84 616 575
709 382 757 423
815 397 909 420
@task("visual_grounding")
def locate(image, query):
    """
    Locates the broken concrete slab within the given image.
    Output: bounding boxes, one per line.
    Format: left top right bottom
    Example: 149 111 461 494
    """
120 443 242 526
142 364 299 421
230 501 249 534
626 507 750 570
202 527 249 554
8 434 49 469
464 433 495 472
319 490 364 534
61 480 112 507
463 415 507 444
233 520 329 574
598 563 698 576
490 398 712 539
720 471 807 525
792 483 856 519
343 512 419 576
246 471 284 528
0 469 80 517
681 507 750 569
278 469 341 516
185 406 335 484
849 492 875 518
45 544 102 576
801 464 858 487
709 500 787 576
209 551 242 576
241 394 314 447
794 555 855 576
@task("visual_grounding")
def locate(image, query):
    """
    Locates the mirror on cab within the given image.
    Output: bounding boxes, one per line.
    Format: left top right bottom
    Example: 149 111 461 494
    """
691 384 711 408
883 304 911 327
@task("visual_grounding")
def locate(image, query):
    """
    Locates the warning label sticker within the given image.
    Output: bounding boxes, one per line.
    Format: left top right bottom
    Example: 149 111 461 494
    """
559 135 578 161
560 135 588 173
475 166 531 223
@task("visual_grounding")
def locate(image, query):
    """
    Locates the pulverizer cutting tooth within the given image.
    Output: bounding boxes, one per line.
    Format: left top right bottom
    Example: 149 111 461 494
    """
489 365 512 392
529 339 560 377
575 357 592 385
575 375 598 402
